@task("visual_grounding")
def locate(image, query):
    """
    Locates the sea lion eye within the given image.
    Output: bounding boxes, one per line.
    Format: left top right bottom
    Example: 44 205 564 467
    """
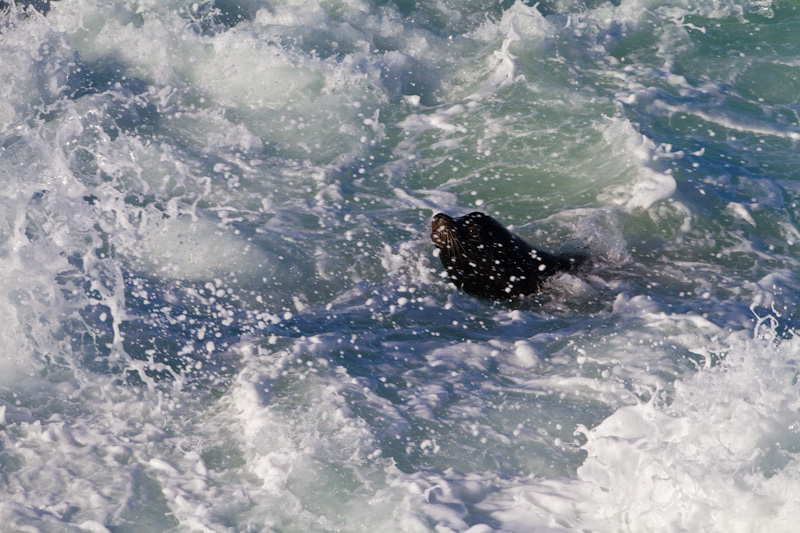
468 225 480 237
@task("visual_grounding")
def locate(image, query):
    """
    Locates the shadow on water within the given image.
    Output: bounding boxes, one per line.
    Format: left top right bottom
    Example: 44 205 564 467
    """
66 57 151 100
116 271 284 393
264 286 619 477
0 0 56 17
180 0 268 35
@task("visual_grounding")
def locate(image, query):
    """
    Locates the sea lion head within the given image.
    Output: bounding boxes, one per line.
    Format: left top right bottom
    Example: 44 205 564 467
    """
431 211 539 299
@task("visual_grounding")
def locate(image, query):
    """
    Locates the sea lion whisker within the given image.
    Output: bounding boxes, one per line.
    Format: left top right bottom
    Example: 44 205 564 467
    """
440 226 464 263
449 229 465 262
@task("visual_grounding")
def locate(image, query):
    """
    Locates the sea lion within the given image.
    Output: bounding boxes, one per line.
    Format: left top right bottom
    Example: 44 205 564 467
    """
431 212 585 300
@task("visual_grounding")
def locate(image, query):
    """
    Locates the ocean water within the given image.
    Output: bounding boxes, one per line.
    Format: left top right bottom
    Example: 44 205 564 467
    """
1 0 799 530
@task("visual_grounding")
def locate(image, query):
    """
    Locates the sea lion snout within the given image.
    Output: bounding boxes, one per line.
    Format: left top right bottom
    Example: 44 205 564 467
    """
431 213 455 247
432 212 454 228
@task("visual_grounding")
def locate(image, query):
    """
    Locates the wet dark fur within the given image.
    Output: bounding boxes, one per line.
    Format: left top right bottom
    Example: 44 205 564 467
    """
431 212 585 300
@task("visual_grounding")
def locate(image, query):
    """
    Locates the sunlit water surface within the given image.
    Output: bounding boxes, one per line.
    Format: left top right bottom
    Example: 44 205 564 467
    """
1 0 799 531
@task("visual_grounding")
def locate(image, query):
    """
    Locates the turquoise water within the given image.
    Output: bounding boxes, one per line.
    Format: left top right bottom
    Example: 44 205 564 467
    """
1 0 799 531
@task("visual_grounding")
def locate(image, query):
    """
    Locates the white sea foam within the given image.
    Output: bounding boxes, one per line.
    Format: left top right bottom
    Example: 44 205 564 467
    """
0 0 797 531
476 324 800 532
597 118 678 211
